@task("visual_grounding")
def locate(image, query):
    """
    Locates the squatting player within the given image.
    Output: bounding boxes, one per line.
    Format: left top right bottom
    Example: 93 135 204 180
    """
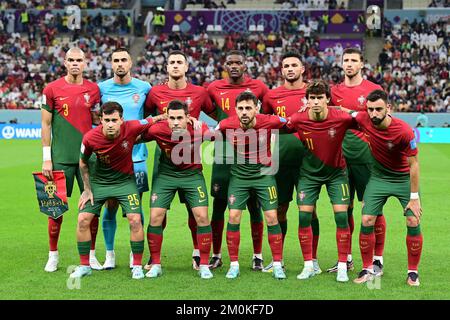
142 100 214 279
285 80 353 283
341 90 423 287
207 50 269 270
262 51 321 274
216 91 286 280
98 47 152 270
328 47 385 273
144 50 215 270
70 102 166 280
41 47 102 272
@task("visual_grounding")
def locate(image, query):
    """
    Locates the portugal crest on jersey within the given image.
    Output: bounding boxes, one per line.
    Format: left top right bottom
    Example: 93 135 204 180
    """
213 183 220 192
328 128 336 138
358 95 366 106
151 193 158 203
229 194 236 205
122 140 129 151
133 94 140 104
84 93 90 103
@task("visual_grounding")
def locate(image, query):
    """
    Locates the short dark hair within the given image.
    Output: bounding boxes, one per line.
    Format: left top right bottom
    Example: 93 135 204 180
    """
226 50 246 59
167 100 189 114
101 101 123 117
168 50 188 62
281 51 304 64
342 47 363 61
306 80 330 99
112 47 131 56
366 89 388 104
235 91 258 107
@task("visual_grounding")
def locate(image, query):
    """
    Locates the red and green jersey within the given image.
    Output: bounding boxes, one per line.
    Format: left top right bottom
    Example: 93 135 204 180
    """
141 121 213 177
216 114 287 178
42 77 100 164
355 112 418 179
144 82 214 119
80 119 154 185
262 85 307 166
331 79 383 165
286 108 356 180
207 76 269 120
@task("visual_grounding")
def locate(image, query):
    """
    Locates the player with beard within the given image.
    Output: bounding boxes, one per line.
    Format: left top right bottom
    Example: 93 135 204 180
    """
98 48 152 270
144 50 215 271
327 48 385 275
261 51 321 274
337 90 423 287
207 50 269 271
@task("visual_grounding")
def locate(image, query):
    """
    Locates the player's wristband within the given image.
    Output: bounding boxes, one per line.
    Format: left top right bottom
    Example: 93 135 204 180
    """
43 146 51 161
410 192 419 200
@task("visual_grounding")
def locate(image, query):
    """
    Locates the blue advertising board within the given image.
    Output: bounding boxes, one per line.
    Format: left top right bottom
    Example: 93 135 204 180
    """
0 124 42 140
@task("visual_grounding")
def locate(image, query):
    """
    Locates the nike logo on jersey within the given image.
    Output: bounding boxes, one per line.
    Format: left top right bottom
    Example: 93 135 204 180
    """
160 101 169 105
303 131 312 135
269 200 277 204
337 98 344 103
341 197 349 202
199 198 207 203
277 100 285 104
220 92 228 96
59 97 69 101
131 207 140 210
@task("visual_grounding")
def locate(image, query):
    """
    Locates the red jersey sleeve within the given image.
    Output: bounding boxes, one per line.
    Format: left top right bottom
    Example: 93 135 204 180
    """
200 88 215 115
261 94 274 115
403 127 419 157
128 119 155 138
144 90 156 115
141 124 156 142
42 85 54 112
80 134 93 161
268 114 288 129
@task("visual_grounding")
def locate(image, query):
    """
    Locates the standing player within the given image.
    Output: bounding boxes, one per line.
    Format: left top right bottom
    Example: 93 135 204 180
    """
70 102 166 279
98 48 152 270
327 47 386 274
340 90 423 286
143 100 213 279
41 47 102 272
216 91 286 280
285 80 353 282
207 50 269 270
144 50 215 270
261 51 321 274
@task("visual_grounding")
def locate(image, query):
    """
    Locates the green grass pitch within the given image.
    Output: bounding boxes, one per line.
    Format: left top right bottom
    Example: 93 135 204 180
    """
0 140 449 300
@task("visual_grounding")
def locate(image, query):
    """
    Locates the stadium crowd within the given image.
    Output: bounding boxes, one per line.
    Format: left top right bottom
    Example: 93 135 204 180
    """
0 7 448 112
380 18 449 112
0 9 131 37
0 0 127 9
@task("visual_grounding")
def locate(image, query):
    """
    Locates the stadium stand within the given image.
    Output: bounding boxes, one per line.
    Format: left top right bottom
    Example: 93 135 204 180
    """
380 17 449 112
0 0 128 9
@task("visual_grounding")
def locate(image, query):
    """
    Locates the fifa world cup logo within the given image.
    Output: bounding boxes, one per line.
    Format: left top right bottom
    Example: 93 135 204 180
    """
45 181 57 198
